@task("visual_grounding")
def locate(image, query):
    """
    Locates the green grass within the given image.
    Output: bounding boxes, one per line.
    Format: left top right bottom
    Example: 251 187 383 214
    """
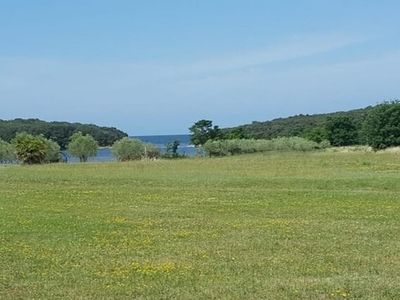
1 152 400 299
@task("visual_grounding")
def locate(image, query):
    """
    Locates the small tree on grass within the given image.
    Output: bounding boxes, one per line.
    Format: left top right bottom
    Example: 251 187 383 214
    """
112 137 144 161
44 139 62 163
189 120 221 147
68 132 98 162
165 140 180 158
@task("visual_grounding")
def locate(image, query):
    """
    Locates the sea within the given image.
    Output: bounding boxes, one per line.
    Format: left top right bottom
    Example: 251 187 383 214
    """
65 134 196 163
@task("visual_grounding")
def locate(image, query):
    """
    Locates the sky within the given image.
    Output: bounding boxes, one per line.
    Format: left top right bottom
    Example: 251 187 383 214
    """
1 0 400 135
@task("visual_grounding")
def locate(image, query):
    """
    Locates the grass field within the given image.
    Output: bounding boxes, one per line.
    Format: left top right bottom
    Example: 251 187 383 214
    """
1 152 400 299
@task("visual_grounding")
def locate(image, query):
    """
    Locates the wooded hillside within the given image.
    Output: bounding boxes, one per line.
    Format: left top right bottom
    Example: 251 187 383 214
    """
0 118 128 149
224 106 373 142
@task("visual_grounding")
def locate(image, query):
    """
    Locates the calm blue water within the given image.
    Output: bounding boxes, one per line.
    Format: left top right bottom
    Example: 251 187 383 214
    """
65 134 196 162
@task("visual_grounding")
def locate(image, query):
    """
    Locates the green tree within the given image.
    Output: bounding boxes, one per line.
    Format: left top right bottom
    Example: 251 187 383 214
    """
224 127 247 139
68 132 98 162
303 127 328 143
0 139 16 163
189 120 221 147
165 140 180 158
12 133 48 164
112 137 144 161
325 116 358 146
362 101 400 150
44 139 62 163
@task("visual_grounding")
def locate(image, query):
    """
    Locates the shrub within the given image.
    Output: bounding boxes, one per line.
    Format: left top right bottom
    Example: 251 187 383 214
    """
272 136 319 152
112 138 144 161
12 133 48 164
318 139 331 149
11 133 62 164
204 140 230 157
0 139 16 163
44 139 62 163
204 137 324 157
67 132 98 162
144 143 160 159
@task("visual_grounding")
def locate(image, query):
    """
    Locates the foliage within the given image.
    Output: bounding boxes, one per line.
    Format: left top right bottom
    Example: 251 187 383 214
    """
303 127 328 143
112 138 160 161
0 118 127 149
223 127 248 139
203 140 230 157
68 132 98 162
112 138 145 161
44 139 62 163
189 120 222 146
222 103 400 149
362 101 400 150
12 133 49 164
144 143 161 159
319 139 331 149
203 137 326 157
0 139 15 163
223 107 371 142
165 140 180 158
325 116 358 146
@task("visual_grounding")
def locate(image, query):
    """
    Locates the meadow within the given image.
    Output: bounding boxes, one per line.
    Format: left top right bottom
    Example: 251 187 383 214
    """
1 151 400 299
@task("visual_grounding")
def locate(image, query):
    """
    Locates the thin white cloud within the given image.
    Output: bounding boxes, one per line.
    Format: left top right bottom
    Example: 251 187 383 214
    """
0 33 365 87
181 33 365 75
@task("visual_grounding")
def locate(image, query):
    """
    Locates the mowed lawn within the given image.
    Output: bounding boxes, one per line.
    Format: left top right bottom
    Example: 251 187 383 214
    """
1 152 400 299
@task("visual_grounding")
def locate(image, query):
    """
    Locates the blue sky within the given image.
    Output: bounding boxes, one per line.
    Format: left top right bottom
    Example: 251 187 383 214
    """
1 0 400 135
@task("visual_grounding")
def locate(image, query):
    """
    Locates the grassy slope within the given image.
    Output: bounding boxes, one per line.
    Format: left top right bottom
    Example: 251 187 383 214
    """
1 152 400 299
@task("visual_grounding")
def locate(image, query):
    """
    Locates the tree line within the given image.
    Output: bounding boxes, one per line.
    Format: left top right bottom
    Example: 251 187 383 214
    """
189 101 400 152
0 118 127 149
0 131 186 164
222 107 372 143
0 132 169 164
2 101 399 163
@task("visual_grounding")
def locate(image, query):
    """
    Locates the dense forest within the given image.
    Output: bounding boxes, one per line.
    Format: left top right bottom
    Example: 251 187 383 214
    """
0 118 128 149
223 106 374 144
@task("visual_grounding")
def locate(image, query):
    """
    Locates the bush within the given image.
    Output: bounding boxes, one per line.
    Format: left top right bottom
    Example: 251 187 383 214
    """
144 143 160 159
12 133 48 164
67 132 98 162
204 137 325 157
318 139 331 149
0 139 16 163
44 139 62 163
112 138 145 161
204 140 230 157
272 136 319 152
